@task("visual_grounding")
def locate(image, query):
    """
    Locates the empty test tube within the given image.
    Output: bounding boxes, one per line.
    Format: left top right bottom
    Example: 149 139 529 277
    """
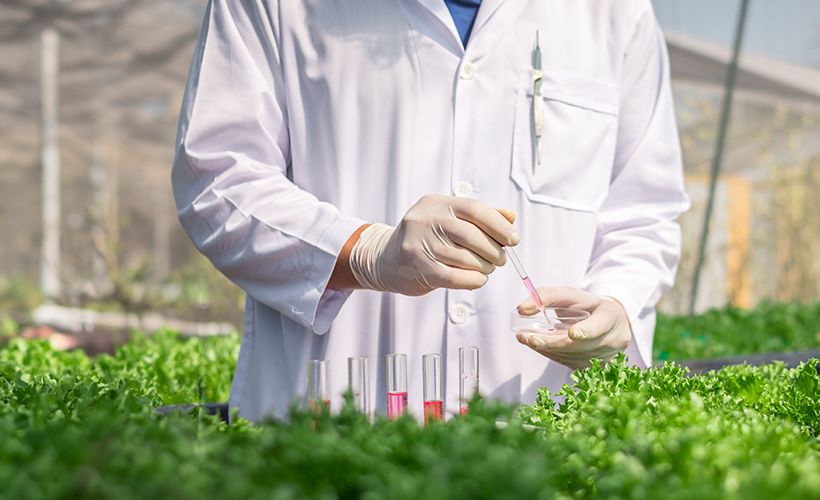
459 346 479 416
308 359 330 415
348 356 370 418
386 353 408 419
422 353 443 425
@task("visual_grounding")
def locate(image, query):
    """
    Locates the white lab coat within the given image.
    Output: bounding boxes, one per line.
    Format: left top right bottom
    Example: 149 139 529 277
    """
172 0 689 423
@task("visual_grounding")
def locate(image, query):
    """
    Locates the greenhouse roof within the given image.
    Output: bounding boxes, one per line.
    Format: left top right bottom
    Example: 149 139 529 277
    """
666 32 820 104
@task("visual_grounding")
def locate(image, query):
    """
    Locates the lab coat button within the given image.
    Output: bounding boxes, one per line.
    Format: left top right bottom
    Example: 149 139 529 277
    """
460 62 476 80
449 305 470 324
453 181 473 198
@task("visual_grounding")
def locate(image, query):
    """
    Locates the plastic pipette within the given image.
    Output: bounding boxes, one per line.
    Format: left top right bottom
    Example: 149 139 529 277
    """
506 247 551 321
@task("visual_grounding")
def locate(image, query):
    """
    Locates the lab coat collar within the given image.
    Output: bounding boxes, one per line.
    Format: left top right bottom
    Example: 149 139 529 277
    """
412 0 464 54
471 0 507 42
410 0 512 52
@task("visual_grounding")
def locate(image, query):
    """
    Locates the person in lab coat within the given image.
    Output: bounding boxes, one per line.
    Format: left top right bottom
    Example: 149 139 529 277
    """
171 0 689 423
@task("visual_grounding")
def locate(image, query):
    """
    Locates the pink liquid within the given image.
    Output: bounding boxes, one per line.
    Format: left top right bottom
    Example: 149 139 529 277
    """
522 276 545 310
310 399 330 415
387 392 408 419
424 400 443 425
459 407 469 417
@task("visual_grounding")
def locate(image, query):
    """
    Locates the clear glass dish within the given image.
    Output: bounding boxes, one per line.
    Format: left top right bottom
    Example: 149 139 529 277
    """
510 308 590 336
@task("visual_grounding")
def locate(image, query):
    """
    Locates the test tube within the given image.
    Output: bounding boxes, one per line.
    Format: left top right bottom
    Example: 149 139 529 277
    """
348 356 370 418
459 346 479 416
386 353 408 419
422 353 443 425
308 359 330 415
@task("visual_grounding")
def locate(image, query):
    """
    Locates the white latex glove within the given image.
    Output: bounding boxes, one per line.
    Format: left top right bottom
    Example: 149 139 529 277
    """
516 286 631 369
350 194 519 296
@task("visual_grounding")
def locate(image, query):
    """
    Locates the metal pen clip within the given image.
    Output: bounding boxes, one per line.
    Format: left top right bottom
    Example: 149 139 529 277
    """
533 30 543 165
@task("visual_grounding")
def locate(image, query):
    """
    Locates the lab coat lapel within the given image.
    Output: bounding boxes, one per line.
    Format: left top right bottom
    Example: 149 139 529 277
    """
467 0 531 56
470 0 508 40
406 0 464 54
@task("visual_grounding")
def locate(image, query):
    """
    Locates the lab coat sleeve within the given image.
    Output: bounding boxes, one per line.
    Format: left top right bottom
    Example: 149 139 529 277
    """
582 5 690 366
171 0 365 333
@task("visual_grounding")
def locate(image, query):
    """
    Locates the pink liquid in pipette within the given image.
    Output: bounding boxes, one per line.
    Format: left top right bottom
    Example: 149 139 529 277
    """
423 400 443 425
387 392 408 419
522 276 546 312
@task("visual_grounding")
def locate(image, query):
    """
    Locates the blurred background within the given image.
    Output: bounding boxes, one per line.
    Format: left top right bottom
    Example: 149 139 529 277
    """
1 0 819 344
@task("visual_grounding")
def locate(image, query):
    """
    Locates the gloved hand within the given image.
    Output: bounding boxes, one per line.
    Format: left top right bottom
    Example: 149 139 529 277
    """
515 286 631 369
349 194 519 296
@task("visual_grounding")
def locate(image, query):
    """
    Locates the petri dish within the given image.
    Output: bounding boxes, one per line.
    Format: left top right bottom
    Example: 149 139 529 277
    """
510 308 590 336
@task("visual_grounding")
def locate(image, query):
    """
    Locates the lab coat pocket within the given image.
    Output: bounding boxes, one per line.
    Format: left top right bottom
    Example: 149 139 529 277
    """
511 67 619 212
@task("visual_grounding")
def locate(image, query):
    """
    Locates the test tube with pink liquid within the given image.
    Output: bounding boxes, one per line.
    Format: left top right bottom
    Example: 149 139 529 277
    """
386 353 407 419
422 353 443 425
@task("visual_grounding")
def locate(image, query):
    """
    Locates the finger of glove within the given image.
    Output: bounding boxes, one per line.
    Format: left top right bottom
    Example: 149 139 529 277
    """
515 341 595 369
496 208 516 224
516 295 543 314
516 334 618 363
432 266 489 291
539 286 600 308
516 302 541 317
516 286 599 314
429 242 497 275
450 198 520 247
567 302 620 340
437 218 507 266
523 332 605 353
403 222 495 273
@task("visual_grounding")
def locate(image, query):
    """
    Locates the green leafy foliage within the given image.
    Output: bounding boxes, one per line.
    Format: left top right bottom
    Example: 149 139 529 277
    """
1 330 820 499
655 301 820 360
518 355 820 499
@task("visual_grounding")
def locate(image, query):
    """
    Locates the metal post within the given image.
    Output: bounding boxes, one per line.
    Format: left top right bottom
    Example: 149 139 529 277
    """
689 0 751 315
40 28 61 300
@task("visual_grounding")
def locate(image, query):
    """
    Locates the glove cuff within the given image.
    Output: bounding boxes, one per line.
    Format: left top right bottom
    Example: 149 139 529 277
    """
349 223 395 292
